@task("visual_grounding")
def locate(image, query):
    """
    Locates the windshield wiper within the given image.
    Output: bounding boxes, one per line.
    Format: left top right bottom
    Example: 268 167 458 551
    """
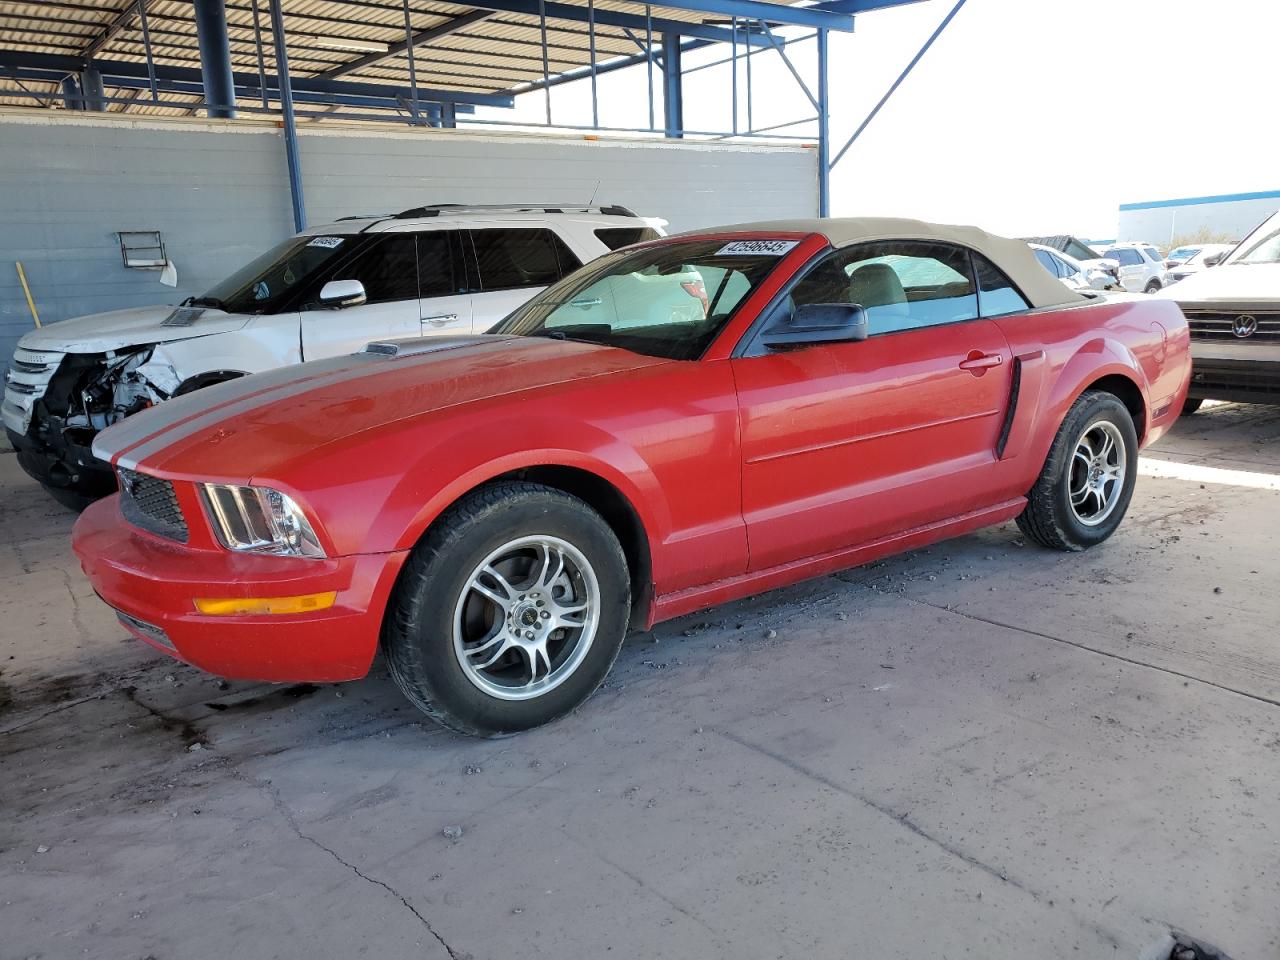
184 295 228 310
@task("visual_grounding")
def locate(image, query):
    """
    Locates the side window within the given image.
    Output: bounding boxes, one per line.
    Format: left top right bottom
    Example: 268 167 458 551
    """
1033 249 1058 275
594 226 662 250
416 230 465 298
973 253 1030 317
1144 247 1161 264
330 234 419 305
470 229 582 291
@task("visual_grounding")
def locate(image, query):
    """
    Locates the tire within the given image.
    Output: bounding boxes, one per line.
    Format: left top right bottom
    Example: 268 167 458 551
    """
1180 397 1204 416
1016 390 1139 552
382 481 631 737
1144 279 1162 294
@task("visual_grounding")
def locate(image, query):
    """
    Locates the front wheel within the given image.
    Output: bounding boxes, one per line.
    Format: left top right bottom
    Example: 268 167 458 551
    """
382 482 630 737
1016 391 1138 551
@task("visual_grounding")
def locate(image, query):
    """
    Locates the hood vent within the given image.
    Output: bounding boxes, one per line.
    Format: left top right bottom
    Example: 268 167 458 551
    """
362 335 504 359
161 307 205 327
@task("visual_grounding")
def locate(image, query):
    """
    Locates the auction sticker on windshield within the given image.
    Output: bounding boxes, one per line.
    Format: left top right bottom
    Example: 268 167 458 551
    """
715 240 799 256
307 236 346 249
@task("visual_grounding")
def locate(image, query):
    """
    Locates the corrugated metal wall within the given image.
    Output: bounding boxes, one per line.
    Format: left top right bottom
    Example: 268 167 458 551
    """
0 112 817 365
1117 195 1279 246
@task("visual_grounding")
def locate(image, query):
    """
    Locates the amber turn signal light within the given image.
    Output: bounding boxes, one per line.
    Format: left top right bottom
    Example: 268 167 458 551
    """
193 592 337 616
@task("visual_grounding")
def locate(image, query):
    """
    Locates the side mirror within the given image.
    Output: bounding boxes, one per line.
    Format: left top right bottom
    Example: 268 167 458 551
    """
761 303 869 349
318 279 367 309
1204 252 1225 267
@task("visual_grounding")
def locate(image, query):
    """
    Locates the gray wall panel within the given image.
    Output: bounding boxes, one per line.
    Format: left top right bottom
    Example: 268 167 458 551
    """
0 114 816 366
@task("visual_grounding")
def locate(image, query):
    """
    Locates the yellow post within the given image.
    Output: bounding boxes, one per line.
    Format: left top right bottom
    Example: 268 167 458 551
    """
15 262 41 328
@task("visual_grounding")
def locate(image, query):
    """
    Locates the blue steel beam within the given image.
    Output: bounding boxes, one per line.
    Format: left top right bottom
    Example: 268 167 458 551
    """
193 0 236 117
813 0 926 12
268 0 305 233
830 0 968 168
0 51 514 107
82 0 150 60
633 0 852 30
429 0 770 47
319 10 494 80
816 27 829 216
661 32 683 139
3 66 476 113
504 38 710 96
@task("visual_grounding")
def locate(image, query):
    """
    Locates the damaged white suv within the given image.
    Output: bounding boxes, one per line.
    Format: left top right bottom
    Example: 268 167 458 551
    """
4 204 663 507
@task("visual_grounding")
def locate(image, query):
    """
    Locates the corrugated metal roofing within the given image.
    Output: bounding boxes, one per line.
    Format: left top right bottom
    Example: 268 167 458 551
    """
0 0 811 117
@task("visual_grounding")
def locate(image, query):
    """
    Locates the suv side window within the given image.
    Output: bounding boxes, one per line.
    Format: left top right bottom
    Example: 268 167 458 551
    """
416 230 466 298
595 226 662 250
1105 248 1142 266
329 234 419 304
974 254 1031 316
779 240 979 337
470 228 582 291
1143 247 1161 263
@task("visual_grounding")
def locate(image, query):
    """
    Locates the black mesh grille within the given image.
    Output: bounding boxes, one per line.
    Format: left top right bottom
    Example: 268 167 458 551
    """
1185 311 1280 342
119 469 188 542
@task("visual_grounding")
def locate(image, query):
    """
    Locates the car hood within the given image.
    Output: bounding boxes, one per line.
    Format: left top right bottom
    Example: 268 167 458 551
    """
93 335 668 480
1157 263 1280 304
17 304 250 354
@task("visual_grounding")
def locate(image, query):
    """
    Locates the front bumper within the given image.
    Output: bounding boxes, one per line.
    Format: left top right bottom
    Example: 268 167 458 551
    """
73 496 409 682
1188 342 1280 404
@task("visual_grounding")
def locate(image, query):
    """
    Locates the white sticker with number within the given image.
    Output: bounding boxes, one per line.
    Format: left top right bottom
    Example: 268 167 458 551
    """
714 239 799 256
307 236 346 249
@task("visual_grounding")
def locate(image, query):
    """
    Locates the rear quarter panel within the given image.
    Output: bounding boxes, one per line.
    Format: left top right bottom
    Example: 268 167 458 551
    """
991 296 1189 500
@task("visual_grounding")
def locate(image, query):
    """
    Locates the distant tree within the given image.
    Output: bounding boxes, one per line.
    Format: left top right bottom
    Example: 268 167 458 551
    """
1159 227 1239 255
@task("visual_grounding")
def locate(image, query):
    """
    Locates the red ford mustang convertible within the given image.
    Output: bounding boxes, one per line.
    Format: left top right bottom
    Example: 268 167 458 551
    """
74 219 1190 736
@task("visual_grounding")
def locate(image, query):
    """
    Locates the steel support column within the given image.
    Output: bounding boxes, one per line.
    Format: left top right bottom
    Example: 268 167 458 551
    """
268 0 306 232
816 28 830 216
60 75 82 110
80 66 106 111
441 102 457 128
661 32 683 139
193 0 236 118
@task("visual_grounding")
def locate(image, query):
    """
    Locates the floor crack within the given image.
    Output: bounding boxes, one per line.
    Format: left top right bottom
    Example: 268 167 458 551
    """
867 585 1280 710
253 775 463 960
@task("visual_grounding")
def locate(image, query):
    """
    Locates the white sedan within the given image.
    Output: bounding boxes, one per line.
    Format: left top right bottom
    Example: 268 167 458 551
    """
1028 243 1114 292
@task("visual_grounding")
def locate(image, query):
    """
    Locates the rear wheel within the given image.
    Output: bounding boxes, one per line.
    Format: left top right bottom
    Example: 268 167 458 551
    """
1016 391 1138 551
1144 279 1162 294
1180 397 1204 416
382 482 630 737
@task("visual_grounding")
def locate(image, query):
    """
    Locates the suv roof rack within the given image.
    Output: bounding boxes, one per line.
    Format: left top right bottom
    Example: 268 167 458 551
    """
392 203 638 220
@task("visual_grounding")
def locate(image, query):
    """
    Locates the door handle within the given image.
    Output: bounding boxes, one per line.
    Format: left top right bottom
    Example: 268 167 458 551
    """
959 352 1004 371
422 314 458 325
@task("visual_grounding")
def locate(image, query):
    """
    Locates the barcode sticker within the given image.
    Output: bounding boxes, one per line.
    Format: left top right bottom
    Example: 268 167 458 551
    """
715 239 799 256
307 236 346 249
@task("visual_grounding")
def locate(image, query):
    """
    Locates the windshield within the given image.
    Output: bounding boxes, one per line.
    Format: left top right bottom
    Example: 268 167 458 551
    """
1230 213 1280 264
1168 246 1200 262
492 238 790 360
198 234 356 313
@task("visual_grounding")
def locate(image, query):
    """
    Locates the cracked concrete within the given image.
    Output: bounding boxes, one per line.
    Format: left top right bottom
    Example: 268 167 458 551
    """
2 402 1279 958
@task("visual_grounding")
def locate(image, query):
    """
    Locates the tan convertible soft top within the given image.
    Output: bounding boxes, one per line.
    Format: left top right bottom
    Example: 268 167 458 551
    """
692 217 1086 311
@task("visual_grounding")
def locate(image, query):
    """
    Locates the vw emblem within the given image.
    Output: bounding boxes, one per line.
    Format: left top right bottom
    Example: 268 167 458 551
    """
1233 315 1258 338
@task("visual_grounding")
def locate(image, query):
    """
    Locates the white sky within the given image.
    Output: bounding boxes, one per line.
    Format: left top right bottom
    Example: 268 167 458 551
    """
477 0 1280 239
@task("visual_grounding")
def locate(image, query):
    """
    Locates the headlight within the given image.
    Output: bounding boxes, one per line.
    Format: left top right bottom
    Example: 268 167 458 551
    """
201 484 326 558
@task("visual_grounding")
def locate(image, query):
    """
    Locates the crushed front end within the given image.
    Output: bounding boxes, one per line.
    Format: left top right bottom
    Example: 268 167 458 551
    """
4 345 170 502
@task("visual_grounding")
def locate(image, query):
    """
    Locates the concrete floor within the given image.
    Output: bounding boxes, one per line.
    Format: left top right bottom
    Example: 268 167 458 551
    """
2 403 1278 960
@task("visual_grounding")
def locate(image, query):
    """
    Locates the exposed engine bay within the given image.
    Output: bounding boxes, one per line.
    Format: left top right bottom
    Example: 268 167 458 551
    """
11 345 180 498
